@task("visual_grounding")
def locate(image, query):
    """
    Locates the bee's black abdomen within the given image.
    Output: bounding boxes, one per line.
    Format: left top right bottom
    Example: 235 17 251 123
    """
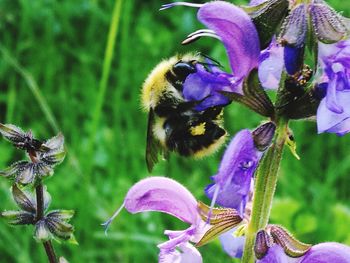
164 114 225 156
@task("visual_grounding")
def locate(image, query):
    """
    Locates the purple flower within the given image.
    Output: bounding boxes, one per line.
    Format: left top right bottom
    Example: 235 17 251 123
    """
258 39 284 90
219 228 246 258
205 129 262 216
203 125 277 259
162 1 260 110
103 177 207 263
317 39 350 135
258 243 350 263
258 36 350 135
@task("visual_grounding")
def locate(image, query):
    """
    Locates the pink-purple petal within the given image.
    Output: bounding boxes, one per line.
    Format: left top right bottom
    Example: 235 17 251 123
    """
197 1 260 78
159 242 202 263
124 177 199 224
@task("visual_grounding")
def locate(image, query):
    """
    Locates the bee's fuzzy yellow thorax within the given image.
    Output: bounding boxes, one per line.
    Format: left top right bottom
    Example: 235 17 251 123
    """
141 57 177 111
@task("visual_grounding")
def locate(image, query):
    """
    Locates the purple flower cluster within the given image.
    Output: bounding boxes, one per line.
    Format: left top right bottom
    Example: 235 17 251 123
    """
104 127 350 262
104 0 350 262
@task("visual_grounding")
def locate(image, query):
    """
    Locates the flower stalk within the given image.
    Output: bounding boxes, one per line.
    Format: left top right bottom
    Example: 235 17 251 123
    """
31 147 57 263
242 118 289 263
36 182 57 263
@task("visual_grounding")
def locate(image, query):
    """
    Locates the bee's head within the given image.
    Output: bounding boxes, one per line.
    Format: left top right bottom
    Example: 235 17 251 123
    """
172 60 197 82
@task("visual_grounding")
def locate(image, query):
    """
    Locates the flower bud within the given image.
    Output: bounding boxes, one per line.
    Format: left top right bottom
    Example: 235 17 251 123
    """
254 230 273 259
252 122 276 151
269 224 311 257
1 211 35 225
310 0 350 44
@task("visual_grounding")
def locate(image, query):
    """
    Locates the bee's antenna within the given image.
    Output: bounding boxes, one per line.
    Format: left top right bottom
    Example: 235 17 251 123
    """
200 53 222 67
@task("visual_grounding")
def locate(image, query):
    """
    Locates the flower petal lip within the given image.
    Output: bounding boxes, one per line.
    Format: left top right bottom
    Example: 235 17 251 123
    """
257 245 290 263
182 64 232 110
258 40 284 90
158 242 202 263
219 228 245 258
197 1 260 79
124 177 199 224
300 242 350 263
317 90 350 135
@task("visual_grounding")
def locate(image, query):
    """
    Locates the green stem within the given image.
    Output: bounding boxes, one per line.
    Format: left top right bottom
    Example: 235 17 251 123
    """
241 118 288 263
88 0 123 155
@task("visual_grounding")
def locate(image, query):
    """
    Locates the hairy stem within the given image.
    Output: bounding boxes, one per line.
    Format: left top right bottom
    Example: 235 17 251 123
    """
36 183 57 263
241 119 288 263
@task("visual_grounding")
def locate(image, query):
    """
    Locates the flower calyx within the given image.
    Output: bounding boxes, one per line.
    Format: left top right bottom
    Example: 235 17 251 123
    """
221 69 275 118
196 201 243 247
242 0 290 49
254 225 311 260
0 124 66 185
1 184 75 243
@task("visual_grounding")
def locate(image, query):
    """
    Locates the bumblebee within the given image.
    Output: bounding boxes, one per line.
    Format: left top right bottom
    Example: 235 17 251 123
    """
142 54 227 172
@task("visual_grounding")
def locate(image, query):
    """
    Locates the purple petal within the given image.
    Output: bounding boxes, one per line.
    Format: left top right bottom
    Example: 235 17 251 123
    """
197 1 260 78
124 177 199 224
159 242 202 263
258 40 284 89
183 64 237 110
284 45 304 75
317 90 350 135
325 76 344 113
219 228 245 258
249 0 267 5
301 242 350 263
205 130 260 212
257 245 291 263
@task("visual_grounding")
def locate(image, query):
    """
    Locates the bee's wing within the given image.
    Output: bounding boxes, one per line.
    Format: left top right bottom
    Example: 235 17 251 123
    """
145 109 165 172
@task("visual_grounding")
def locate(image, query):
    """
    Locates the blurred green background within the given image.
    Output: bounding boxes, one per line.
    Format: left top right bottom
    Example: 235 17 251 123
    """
0 0 350 262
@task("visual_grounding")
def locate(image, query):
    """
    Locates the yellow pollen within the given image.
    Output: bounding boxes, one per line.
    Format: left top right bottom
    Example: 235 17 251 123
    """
190 122 206 136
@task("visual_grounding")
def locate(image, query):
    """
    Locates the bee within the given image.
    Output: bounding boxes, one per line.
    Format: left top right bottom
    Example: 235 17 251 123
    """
141 54 228 172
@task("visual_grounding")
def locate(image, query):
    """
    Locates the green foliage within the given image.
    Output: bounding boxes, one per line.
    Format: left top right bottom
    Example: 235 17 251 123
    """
0 0 349 262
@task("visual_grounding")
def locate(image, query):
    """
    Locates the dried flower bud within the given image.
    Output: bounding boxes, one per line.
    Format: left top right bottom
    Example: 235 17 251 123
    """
252 122 276 151
0 132 65 185
12 184 36 213
269 225 311 257
35 220 53 241
1 211 35 225
254 230 273 259
0 124 47 153
280 4 307 47
196 201 243 247
34 210 75 242
310 0 350 44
